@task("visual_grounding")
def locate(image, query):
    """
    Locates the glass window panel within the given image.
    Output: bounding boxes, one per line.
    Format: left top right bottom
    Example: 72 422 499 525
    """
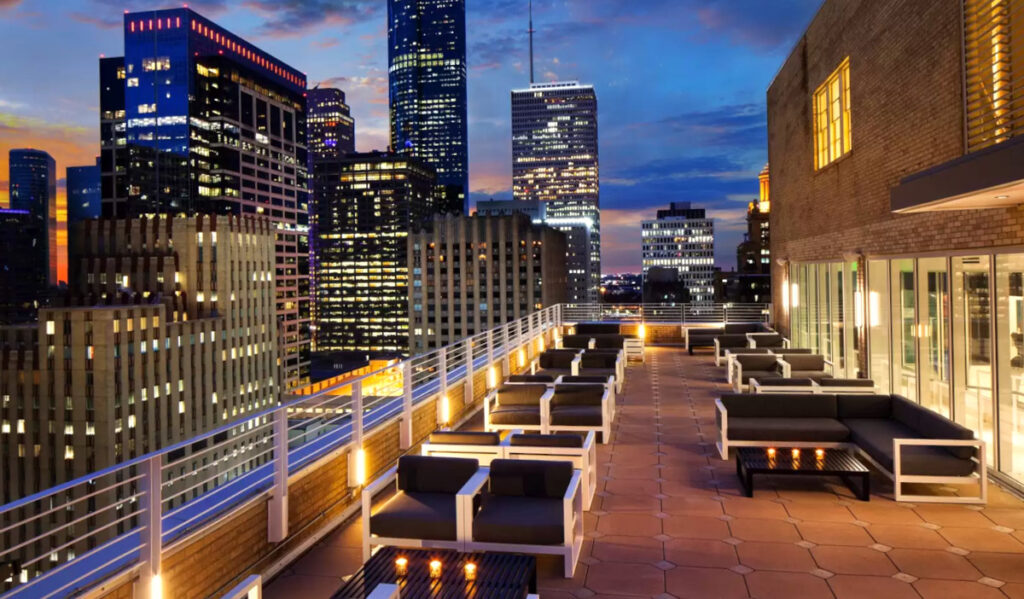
953 255 995 465
868 259 891 393
996 252 1024 482
918 257 951 417
891 259 917 401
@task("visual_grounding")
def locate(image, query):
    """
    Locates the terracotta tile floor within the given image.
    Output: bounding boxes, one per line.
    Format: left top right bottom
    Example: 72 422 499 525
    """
266 347 1024 598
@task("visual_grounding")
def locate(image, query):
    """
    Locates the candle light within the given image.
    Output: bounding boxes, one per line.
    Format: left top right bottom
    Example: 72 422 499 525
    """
766 448 776 458
395 557 408 577
464 562 477 581
815 448 825 459
429 559 442 579
791 448 801 459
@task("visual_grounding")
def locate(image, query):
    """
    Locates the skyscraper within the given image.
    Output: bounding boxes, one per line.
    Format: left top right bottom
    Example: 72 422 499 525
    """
67 158 101 225
641 202 715 303
388 0 468 215
307 87 355 161
100 8 311 388
8 149 57 285
511 81 600 302
312 151 436 355
0 209 46 323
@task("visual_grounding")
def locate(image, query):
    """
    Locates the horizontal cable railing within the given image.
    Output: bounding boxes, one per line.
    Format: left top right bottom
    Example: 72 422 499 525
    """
0 302 766 599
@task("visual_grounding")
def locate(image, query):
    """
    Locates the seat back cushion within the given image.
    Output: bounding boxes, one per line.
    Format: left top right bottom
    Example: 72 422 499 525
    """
736 354 780 370
559 375 611 385
725 323 765 334
785 354 826 371
428 431 501 446
561 335 592 348
836 394 892 419
507 374 556 383
552 384 604 407
576 323 621 335
715 334 750 348
751 333 785 347
592 335 627 349
489 458 574 498
497 384 548 406
720 393 838 418
509 433 585 448
891 395 975 459
580 353 617 369
397 455 479 494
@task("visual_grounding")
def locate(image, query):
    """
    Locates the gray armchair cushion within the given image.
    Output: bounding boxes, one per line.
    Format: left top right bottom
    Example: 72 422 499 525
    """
789 371 834 382
552 385 604 407
725 323 767 334
725 348 773 356
551 406 604 426
844 418 975 477
727 417 850 442
785 354 826 371
836 394 892 419
370 491 458 541
592 334 627 349
510 433 584 448
578 367 617 379
740 370 781 383
428 431 501 446
540 352 577 369
558 375 612 385
735 354 780 370
507 374 556 383
497 384 547 406
890 396 975 459
750 333 786 347
561 335 593 349
472 495 564 545
397 455 479 494
489 405 541 425
773 348 813 355
537 368 573 379
580 353 617 369
576 323 621 335
719 394 838 418
489 458 573 498
715 334 751 349
819 378 874 389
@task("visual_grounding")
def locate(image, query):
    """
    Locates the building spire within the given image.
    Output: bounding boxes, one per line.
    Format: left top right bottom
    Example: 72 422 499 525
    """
528 0 535 84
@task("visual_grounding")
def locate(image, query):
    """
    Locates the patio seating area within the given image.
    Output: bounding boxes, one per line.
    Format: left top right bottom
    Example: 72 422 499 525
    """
266 346 1024 599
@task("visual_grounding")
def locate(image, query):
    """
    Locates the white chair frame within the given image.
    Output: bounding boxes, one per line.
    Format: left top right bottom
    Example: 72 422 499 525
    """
483 387 554 434
547 386 613 444
746 332 791 349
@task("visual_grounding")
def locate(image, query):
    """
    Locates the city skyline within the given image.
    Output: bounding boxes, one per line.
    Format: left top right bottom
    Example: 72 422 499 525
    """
0 0 820 273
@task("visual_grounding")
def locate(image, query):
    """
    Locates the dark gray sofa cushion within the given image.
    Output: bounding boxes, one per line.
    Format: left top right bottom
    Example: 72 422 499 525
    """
719 393 839 418
561 335 593 349
579 367 617 379
740 370 782 383
510 433 584 448
370 491 458 541
818 378 875 389
785 354 827 371
728 417 850 442
580 353 617 369
489 406 541 425
540 352 577 369
790 371 834 382
576 323 621 335
551 406 603 426
472 495 564 545
558 375 612 385
552 385 604 407
397 455 479 494
428 431 500 446
890 396 975 459
591 334 627 349
489 458 573 498
508 374 556 383
496 384 547 406
735 354 781 371
844 418 975 477
836 394 892 419
773 348 813 355
537 368 572 379
725 323 768 334
715 334 751 349
750 333 786 347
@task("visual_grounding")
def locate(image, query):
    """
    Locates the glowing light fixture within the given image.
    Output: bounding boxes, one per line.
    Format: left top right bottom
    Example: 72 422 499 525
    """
638 324 646 339
464 562 477 581
766 448 776 458
395 557 408 577
429 560 442 579
791 448 801 459
815 448 825 459
790 284 799 308
440 395 450 425
150 574 163 599
354 448 367 486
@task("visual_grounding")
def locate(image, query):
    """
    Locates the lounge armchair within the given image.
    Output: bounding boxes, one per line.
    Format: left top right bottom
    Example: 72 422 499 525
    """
747 332 790 349
531 349 581 378
560 335 595 350
556 375 616 419
723 348 774 384
731 354 783 392
714 334 753 367
362 455 481 560
582 348 625 382
548 383 613 443
506 374 556 384
421 431 504 463
578 352 622 393
576 323 623 335
779 354 833 380
463 459 584 577
590 334 628 350
484 383 552 434
685 322 771 354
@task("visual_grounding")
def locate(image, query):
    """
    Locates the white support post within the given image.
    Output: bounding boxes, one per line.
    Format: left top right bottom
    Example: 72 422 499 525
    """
502 325 512 376
268 408 289 542
486 330 495 389
465 338 475 404
530 313 539 358
138 455 162 599
400 361 413 449
348 381 364 488
438 348 449 428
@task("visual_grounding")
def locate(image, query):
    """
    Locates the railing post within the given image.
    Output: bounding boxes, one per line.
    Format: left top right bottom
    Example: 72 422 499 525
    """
138 455 162 599
400 361 413 449
464 338 474 404
724 304 730 324
438 348 449 428
502 325 511 376
486 330 495 389
348 381 364 488
268 408 289 542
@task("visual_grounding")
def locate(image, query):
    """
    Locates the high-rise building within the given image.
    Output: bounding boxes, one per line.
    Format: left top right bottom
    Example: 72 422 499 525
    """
67 158 102 225
737 164 771 275
100 8 310 388
312 151 436 355
641 202 715 303
388 0 468 215
511 81 600 302
0 215 278 580
8 149 57 285
307 87 355 161
0 209 47 323
408 213 567 352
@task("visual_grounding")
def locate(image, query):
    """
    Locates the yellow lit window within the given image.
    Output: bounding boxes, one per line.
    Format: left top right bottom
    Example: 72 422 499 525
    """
812 58 851 169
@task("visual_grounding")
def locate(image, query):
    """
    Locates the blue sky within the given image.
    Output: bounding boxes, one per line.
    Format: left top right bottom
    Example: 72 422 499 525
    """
0 0 821 273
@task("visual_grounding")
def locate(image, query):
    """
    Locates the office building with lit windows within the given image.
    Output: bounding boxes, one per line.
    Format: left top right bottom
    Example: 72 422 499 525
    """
511 81 601 302
67 159 102 226
388 0 468 215
312 151 436 356
307 87 355 161
99 8 310 388
641 202 715 303
771 0 1024 492
0 215 278 580
8 149 57 286
408 213 567 353
0 209 46 324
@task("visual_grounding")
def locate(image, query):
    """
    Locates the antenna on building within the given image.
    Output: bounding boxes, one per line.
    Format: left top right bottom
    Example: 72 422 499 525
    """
528 0 535 84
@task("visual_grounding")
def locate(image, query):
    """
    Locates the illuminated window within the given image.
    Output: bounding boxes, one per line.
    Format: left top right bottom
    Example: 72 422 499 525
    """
812 57 851 170
964 0 1023 151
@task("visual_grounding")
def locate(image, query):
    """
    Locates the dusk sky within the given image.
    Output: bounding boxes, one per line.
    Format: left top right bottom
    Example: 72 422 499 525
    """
0 0 821 274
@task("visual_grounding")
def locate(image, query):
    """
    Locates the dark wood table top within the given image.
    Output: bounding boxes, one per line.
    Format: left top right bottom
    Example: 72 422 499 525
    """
331 547 536 599
737 447 869 474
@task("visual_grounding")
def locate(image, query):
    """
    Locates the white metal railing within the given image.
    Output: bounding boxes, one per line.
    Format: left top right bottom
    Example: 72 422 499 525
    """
0 302 763 599
560 303 771 324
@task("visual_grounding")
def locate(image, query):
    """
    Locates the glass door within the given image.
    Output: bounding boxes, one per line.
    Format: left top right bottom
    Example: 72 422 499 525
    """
867 259 891 393
830 263 845 374
953 255 994 464
917 257 950 417
996 252 1024 482
848 260 862 378
891 259 917 401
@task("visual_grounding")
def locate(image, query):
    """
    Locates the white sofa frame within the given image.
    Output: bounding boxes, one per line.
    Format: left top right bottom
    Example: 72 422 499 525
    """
714 399 988 504
778 356 834 379
460 467 584 577
547 385 614 444
731 356 783 392
484 386 555 434
746 332 791 349
555 374 617 419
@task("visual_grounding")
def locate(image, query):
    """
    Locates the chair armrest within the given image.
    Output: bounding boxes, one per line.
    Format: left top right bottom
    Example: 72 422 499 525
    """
893 437 985 453
582 431 596 451
601 388 612 422
541 388 555 433
714 339 722 355
783 338 791 348
457 467 492 497
362 465 399 541
571 355 581 376
363 465 398 499
562 468 583 502
715 398 728 444
778 358 792 379
456 467 492 544
588 338 596 349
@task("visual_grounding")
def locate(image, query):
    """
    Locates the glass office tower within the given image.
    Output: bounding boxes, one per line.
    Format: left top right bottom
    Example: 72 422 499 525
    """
101 8 311 387
388 0 468 215
307 87 355 160
8 149 57 285
67 159 101 225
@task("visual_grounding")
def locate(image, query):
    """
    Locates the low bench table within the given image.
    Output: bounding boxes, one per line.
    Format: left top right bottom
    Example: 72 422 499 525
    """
749 377 816 393
332 547 537 599
735 447 871 501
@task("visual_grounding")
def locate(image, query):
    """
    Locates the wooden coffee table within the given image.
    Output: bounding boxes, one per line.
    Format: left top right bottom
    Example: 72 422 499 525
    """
736 447 871 501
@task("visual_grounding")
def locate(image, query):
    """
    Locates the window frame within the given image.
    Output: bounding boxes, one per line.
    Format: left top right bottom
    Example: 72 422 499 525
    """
813 57 852 170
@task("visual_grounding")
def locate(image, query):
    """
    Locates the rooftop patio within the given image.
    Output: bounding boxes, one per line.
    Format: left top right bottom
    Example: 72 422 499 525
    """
265 346 1024 599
